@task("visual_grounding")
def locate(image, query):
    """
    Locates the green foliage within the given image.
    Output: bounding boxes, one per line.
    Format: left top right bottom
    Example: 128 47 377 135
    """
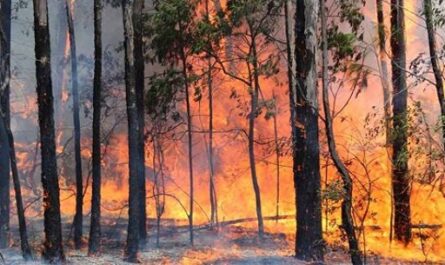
148 0 198 62
146 69 184 122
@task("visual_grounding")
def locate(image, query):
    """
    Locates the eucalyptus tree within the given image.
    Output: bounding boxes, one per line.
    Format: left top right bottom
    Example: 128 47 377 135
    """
150 0 199 245
88 0 103 256
33 0 65 262
390 0 411 244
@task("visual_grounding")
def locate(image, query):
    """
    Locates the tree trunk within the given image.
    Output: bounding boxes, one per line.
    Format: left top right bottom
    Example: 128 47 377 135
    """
180 47 195 246
320 2 362 264
424 0 445 144
205 0 218 229
294 0 324 261
0 0 11 250
122 0 141 261
133 0 147 246
249 36 264 238
376 0 392 146
88 0 102 256
272 91 280 220
3 116 33 260
33 0 65 262
390 0 412 244
65 0 83 249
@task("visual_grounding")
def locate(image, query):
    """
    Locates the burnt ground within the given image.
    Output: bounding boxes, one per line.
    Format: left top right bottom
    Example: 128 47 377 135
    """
0 222 438 264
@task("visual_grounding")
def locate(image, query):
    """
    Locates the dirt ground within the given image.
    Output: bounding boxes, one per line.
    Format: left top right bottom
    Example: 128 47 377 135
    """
0 225 437 264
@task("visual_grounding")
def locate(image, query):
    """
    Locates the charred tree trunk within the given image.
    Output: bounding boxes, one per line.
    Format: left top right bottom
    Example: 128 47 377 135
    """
320 2 361 264
65 0 84 249
3 116 33 260
88 0 102 256
123 0 141 261
376 0 392 146
0 108 9 250
133 0 147 246
0 0 11 249
33 0 65 262
248 33 264 238
424 0 445 144
390 0 412 244
294 0 324 261
180 47 195 246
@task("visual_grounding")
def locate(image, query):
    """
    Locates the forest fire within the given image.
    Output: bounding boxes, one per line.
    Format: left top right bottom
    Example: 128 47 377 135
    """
1 0 445 264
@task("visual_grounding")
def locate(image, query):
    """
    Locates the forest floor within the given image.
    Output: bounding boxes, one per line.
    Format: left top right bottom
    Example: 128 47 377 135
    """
0 220 437 264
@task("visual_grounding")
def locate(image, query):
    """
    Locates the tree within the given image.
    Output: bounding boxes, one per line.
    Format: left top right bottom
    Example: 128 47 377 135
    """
33 0 65 262
133 0 147 245
65 0 84 249
150 0 198 245
390 0 412 244
0 0 11 250
320 1 361 263
88 0 103 256
424 0 445 144
293 0 324 261
122 0 141 260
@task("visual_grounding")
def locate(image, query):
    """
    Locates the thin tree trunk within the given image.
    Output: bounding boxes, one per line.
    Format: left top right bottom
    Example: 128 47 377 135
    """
122 0 141 261
272 91 280 220
248 35 264 238
180 47 195 246
2 115 33 260
0 0 11 249
424 0 445 144
33 0 65 262
88 0 102 255
205 0 218 229
133 0 147 246
376 0 392 146
294 0 324 261
65 0 83 249
390 0 411 244
320 2 362 264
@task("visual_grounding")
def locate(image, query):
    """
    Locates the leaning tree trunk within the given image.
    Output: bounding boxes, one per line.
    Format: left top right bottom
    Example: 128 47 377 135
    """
33 0 65 262
65 0 84 249
122 0 141 261
3 116 33 260
390 0 412 244
424 0 445 144
0 0 11 249
132 0 147 246
320 2 361 264
293 0 324 261
88 0 102 256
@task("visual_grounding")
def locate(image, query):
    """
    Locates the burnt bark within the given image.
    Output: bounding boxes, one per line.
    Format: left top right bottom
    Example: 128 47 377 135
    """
88 0 102 256
122 0 141 261
293 0 324 261
65 0 84 249
33 0 65 262
424 0 445 144
133 0 147 245
390 0 412 244
320 2 361 264
0 0 11 250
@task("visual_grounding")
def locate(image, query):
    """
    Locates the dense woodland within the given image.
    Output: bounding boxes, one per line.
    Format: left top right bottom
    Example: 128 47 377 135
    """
0 0 445 264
